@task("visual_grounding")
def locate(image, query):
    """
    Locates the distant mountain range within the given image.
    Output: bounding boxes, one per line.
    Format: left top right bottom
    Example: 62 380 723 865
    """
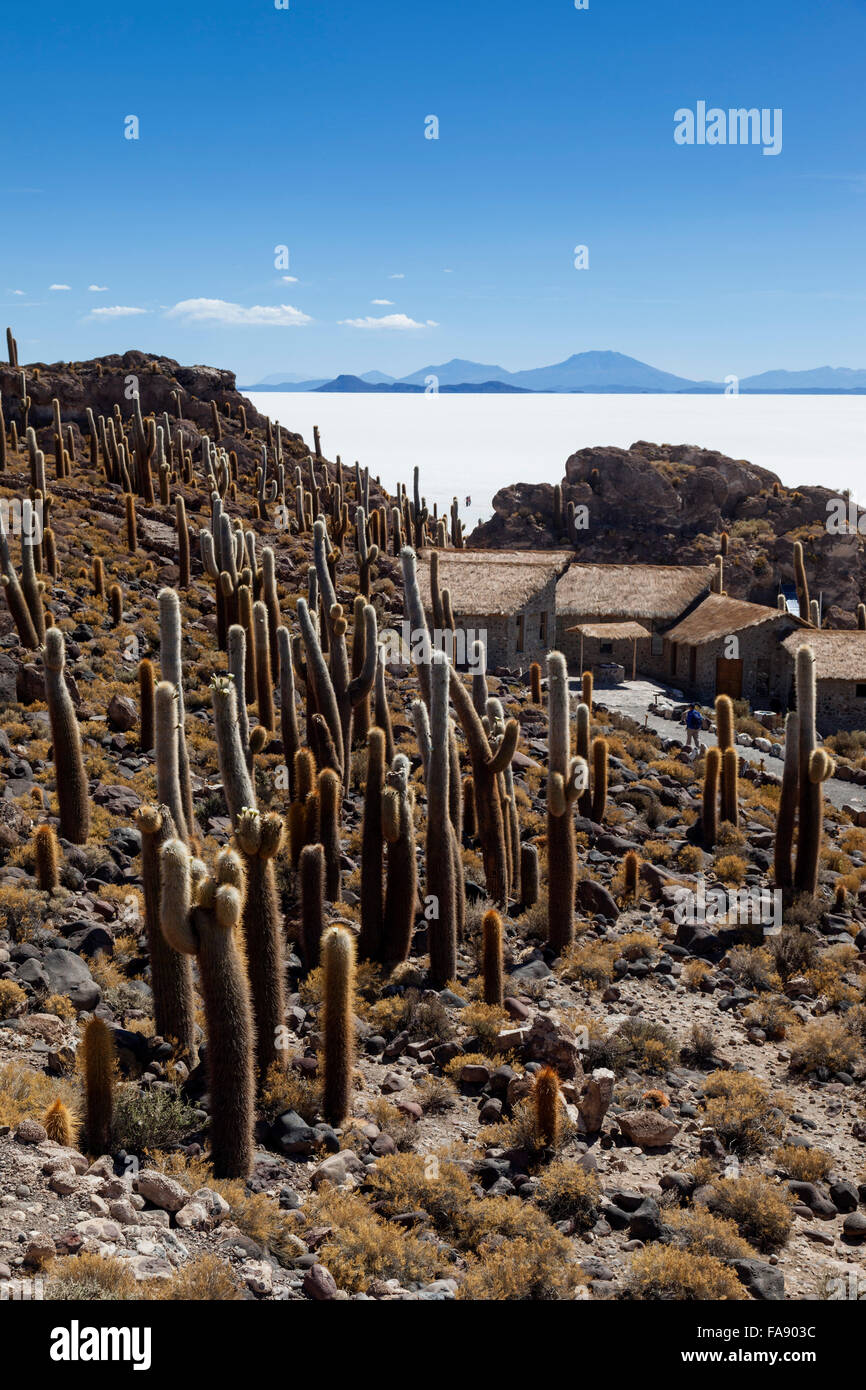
243 351 866 395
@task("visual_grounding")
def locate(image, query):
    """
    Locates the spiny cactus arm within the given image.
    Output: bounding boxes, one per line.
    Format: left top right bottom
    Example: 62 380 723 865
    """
159 838 197 954
486 716 519 775
313 517 338 639
211 676 257 821
155 681 189 844
411 698 431 782
228 624 250 753
348 602 378 707
297 598 344 774
447 660 492 761
400 546 431 705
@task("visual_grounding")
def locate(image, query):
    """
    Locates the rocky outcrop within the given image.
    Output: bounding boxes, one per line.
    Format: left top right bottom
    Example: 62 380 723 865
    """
468 440 865 613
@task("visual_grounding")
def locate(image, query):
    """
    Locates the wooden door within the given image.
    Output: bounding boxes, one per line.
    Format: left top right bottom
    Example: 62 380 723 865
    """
716 657 743 699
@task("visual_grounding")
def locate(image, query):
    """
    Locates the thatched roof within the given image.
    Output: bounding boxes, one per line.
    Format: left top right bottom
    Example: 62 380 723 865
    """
417 549 573 616
782 630 866 681
665 594 786 646
556 563 711 621
569 621 651 640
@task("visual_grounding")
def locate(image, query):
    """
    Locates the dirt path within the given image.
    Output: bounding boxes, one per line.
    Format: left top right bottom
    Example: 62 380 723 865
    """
589 679 860 812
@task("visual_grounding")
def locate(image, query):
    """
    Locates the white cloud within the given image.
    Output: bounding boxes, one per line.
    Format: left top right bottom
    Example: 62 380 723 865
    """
371 298 394 306
88 284 109 292
339 313 438 330
166 297 311 326
388 273 405 279
10 289 24 296
88 305 148 318
49 284 70 291
281 275 299 283
443 268 454 273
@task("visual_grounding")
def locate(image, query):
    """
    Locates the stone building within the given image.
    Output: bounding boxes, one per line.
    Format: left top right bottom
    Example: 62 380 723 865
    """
781 631 866 733
416 549 572 671
555 563 712 675
661 594 803 705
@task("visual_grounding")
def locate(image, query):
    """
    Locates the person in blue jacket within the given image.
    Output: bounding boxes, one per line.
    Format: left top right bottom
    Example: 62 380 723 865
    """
684 703 703 751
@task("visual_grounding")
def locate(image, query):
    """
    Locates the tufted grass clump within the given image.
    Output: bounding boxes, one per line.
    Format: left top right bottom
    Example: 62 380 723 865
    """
788 1018 861 1075
46 1253 138 1301
701 1070 788 1156
534 1160 600 1230
625 1244 747 1300
154 1254 245 1300
665 1207 754 1262
709 1174 794 1252
774 1144 834 1183
305 1186 443 1293
111 1084 200 1155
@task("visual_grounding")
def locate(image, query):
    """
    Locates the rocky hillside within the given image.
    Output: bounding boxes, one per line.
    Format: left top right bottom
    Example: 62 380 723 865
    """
468 442 865 626
1 347 865 1307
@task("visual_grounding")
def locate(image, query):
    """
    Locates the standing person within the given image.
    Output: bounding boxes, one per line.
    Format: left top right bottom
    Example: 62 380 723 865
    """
685 703 702 752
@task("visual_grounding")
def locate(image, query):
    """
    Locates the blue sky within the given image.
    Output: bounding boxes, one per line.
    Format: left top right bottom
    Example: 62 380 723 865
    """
3 0 865 382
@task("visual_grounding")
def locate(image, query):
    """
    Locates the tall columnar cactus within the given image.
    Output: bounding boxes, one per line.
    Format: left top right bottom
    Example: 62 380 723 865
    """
81 1017 116 1155
318 768 343 902
426 651 457 987
447 665 517 907
530 662 542 704
0 507 39 647
158 588 195 835
382 754 417 965
155 680 190 845
702 746 721 848
721 747 739 828
135 804 195 1059
858 603 866 631
520 842 539 911
575 701 592 818
349 595 378 749
297 596 344 777
235 807 287 1088
43 628 90 843
227 624 251 761
581 670 593 711
138 658 155 751
34 824 60 891
276 626 300 797
533 1066 560 1151
715 694 734 752
253 600 275 731
176 496 190 588
109 583 123 626
796 748 834 897
359 727 386 961
793 539 810 620
623 849 640 900
300 842 325 971
160 839 254 1178
794 646 817 894
591 737 608 823
321 925 356 1126
482 908 504 1007
774 711 800 892
374 645 395 763
212 675 256 823
547 651 587 954
125 492 137 551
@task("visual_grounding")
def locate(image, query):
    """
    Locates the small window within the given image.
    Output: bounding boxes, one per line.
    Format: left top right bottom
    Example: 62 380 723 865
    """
515 614 525 651
857 684 866 699
652 634 663 656
600 641 613 655
539 611 547 643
